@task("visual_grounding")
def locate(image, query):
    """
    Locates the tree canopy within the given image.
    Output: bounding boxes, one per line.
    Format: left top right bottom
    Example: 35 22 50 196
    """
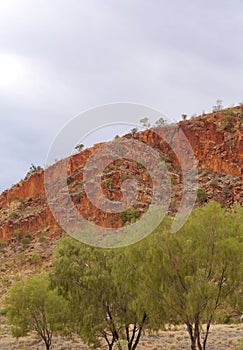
5 275 69 350
5 202 242 350
50 238 150 350
143 201 243 350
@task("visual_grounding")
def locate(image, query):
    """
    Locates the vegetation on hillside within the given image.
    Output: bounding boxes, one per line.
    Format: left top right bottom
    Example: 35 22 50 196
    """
4 201 242 350
5 276 69 350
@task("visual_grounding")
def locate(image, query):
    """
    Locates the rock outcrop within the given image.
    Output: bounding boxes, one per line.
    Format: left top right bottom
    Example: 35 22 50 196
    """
0 106 242 243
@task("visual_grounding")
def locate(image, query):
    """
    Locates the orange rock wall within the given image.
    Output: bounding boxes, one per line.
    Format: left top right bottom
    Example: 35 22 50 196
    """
0 109 242 242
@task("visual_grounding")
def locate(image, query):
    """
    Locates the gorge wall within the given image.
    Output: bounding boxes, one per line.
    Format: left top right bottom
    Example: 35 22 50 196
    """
0 107 242 242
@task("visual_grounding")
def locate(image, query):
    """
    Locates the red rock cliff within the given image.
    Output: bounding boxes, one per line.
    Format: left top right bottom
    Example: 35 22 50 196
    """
0 107 242 242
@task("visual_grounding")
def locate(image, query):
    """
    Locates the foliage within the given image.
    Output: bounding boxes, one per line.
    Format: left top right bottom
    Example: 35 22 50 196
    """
5 202 242 350
119 208 140 224
197 188 208 204
13 229 21 241
137 157 144 169
234 338 243 350
18 197 25 204
120 173 127 181
5 275 69 350
140 117 150 129
21 237 30 247
105 178 113 190
25 163 43 179
0 241 7 251
75 143 84 152
212 99 223 112
240 102 243 119
224 108 234 123
155 117 167 126
144 202 243 350
50 238 150 350
10 212 19 220
28 253 41 266
130 128 138 136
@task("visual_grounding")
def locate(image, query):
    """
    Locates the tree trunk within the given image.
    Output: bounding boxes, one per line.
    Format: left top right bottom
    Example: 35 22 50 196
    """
197 334 203 350
186 321 196 350
202 322 211 350
43 336 52 350
45 342 50 350
195 322 202 350
131 313 147 350
190 338 197 350
187 320 202 350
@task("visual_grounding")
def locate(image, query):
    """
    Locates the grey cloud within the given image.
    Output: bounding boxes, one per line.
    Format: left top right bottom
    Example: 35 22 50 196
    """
0 0 243 192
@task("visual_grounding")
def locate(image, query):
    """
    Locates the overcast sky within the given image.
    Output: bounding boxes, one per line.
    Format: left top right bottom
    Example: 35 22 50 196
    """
0 0 242 193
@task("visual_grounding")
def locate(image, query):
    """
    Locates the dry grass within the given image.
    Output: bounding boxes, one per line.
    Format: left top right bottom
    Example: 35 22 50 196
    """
138 324 243 350
0 317 242 350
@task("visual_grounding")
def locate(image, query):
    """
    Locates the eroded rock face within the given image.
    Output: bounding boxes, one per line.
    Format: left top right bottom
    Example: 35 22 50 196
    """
180 112 242 178
0 107 242 242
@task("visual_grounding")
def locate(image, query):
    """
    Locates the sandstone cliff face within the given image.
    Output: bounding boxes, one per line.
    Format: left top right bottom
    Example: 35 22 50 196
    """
180 111 242 178
0 107 242 243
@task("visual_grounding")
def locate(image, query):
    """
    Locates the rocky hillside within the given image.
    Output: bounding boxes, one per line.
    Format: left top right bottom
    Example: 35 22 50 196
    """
0 106 242 300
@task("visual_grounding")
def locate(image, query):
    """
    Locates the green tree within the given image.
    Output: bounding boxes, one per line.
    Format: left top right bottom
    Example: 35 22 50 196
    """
145 202 243 350
155 116 166 126
212 99 223 112
75 143 84 152
140 117 151 129
50 238 150 350
196 188 208 204
111 247 149 350
130 127 138 137
25 163 43 179
5 275 69 350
